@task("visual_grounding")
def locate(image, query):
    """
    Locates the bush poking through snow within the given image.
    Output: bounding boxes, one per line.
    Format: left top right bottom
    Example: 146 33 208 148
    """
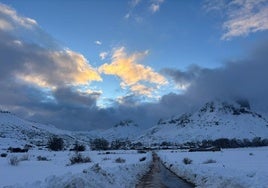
115 157 126 163
69 153 91 165
102 157 111 161
71 142 86 152
183 157 192 165
203 159 216 164
137 150 146 154
139 157 146 162
47 136 64 151
9 156 20 166
1 153 7 157
37 155 49 161
8 147 28 153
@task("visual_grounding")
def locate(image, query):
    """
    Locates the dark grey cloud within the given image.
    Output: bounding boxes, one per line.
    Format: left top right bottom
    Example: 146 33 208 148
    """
163 41 268 114
161 65 205 90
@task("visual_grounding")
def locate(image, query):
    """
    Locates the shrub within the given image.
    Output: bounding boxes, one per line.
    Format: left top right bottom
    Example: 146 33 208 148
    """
203 159 216 164
90 138 109 150
47 136 64 151
139 157 146 162
102 157 111 161
8 147 28 153
71 142 86 152
69 153 91 165
137 150 146 154
9 156 19 166
1 153 7 157
115 157 126 163
37 155 49 161
182 157 192 165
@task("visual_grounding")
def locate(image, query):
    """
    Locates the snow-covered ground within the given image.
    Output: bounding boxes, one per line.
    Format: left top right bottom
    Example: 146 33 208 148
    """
0 149 151 187
158 147 268 188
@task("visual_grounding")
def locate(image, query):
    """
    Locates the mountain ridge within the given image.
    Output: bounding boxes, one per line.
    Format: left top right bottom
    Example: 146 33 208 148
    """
1 100 268 148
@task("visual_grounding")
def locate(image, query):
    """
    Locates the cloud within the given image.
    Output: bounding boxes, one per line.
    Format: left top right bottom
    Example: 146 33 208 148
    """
125 0 164 21
0 3 37 30
1 2 268 132
0 3 104 130
99 47 167 96
150 0 165 13
204 0 268 40
163 41 268 113
0 5 102 90
99 51 108 60
130 0 142 7
124 0 141 20
94 40 102 45
161 65 204 90
14 49 102 90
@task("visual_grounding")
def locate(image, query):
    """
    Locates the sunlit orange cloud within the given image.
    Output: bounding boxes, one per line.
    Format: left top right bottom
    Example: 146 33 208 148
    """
16 74 56 90
17 49 102 90
99 47 167 96
130 84 154 96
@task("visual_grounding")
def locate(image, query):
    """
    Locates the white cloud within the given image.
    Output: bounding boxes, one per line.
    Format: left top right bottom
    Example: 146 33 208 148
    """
0 19 13 30
204 0 268 40
125 0 164 21
130 0 141 7
124 13 131 19
0 3 37 30
94 40 102 45
99 51 108 60
150 0 165 13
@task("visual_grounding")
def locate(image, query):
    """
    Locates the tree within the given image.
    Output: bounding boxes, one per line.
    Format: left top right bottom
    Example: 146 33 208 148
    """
47 136 64 151
90 138 109 150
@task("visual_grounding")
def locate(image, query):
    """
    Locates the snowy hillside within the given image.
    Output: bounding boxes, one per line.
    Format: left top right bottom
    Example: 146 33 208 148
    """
0 111 75 149
138 101 268 144
84 120 142 142
0 110 141 150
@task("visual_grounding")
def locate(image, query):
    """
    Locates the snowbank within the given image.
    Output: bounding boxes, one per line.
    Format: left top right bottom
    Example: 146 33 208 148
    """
158 147 268 188
0 150 151 188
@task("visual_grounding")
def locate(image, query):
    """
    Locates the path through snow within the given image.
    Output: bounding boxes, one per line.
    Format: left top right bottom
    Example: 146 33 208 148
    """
136 152 194 188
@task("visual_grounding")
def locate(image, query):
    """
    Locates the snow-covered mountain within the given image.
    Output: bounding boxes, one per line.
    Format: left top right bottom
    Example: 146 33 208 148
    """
2 100 268 148
84 120 142 142
0 110 75 149
138 101 268 144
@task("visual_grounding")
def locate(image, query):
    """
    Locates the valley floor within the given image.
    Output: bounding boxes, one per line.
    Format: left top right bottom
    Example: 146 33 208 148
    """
1 147 268 188
0 150 151 188
158 147 268 188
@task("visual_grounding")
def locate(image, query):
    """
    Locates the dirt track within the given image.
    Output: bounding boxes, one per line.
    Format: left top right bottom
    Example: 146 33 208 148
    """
136 153 194 188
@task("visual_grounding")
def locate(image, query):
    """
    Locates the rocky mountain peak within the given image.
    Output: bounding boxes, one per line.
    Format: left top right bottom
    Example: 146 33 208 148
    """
114 120 137 127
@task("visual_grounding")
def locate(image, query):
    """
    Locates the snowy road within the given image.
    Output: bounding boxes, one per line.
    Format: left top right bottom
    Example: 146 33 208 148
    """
136 153 194 188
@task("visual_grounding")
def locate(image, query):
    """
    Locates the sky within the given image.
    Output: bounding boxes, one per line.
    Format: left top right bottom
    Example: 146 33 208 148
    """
0 0 268 130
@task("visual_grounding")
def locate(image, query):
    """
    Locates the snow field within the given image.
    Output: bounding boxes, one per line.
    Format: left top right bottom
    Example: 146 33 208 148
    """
0 149 152 187
158 147 268 188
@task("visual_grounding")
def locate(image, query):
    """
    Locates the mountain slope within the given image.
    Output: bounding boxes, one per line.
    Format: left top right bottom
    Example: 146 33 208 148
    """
138 101 268 144
83 120 142 142
0 111 75 149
